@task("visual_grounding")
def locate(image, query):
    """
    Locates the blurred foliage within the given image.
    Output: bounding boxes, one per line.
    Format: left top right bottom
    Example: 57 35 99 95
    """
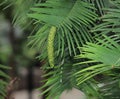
0 1 38 98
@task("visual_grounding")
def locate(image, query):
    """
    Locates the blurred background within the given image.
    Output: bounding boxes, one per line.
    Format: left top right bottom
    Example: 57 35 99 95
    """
0 4 44 99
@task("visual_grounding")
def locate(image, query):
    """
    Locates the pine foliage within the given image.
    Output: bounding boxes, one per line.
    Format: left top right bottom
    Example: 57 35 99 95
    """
1 0 120 99
0 64 10 99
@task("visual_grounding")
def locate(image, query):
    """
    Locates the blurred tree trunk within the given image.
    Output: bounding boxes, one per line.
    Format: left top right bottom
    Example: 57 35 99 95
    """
4 5 18 78
8 23 17 78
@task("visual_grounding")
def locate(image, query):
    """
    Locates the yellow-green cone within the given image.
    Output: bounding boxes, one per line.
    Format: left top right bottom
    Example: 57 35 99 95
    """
47 26 56 68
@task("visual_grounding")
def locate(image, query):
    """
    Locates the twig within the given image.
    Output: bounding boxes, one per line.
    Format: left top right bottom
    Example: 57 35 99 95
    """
5 77 20 99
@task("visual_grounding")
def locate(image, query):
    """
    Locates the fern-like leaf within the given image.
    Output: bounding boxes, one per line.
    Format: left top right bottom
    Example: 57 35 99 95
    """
0 64 10 99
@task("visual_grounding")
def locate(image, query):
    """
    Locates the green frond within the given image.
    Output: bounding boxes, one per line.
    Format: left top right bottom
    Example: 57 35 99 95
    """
28 0 97 58
2 0 120 99
99 76 120 99
38 63 78 99
74 35 120 85
3 0 40 26
0 64 10 99
92 1 120 37
79 80 103 99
